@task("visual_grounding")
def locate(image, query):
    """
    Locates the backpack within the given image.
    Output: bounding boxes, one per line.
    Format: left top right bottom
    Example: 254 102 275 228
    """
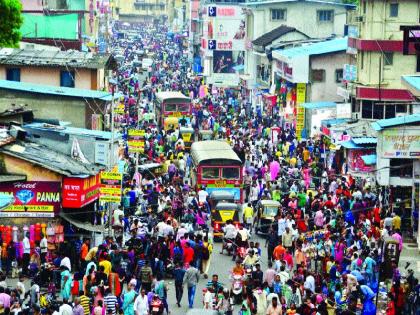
202 245 210 260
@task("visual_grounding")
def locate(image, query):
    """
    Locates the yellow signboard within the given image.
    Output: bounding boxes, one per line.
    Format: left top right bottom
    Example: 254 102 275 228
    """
219 210 235 222
128 129 146 137
101 172 122 181
99 195 122 203
99 187 122 195
296 83 306 140
114 104 125 114
214 180 227 188
171 112 182 118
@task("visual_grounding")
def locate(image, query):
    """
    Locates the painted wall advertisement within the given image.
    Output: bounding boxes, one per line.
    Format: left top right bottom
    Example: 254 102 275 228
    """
348 149 375 172
62 174 100 208
380 128 420 158
0 181 61 217
99 172 122 203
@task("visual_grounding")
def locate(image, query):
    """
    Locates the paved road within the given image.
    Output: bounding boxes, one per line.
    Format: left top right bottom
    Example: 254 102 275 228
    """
167 232 267 315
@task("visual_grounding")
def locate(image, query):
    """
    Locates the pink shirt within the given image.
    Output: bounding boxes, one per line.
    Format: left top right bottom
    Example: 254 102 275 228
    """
391 233 403 251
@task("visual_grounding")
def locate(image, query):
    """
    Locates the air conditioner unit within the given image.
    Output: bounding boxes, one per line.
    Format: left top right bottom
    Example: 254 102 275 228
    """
354 16 365 22
352 112 359 119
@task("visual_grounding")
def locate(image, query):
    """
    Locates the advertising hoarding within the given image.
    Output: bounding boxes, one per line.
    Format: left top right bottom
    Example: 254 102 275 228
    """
380 128 420 158
0 181 61 217
62 174 100 208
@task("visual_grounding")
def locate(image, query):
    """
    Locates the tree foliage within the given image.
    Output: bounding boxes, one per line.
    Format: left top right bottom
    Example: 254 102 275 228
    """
0 0 23 48
343 0 359 6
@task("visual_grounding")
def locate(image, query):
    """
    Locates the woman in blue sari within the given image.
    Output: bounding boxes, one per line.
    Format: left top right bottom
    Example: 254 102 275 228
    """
60 266 72 301
122 280 137 315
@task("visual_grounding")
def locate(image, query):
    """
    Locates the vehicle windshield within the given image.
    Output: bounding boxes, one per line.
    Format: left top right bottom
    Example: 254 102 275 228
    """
263 206 278 217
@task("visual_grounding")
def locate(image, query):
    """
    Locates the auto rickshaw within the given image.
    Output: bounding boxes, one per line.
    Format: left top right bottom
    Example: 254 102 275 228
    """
164 117 179 131
180 127 194 150
199 129 214 141
212 201 240 241
208 190 235 209
255 200 280 235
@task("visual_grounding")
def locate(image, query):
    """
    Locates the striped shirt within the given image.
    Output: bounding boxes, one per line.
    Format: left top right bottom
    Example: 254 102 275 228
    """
79 295 91 315
104 294 118 315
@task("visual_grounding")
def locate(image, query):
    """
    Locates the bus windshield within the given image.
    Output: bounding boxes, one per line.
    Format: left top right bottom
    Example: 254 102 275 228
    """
222 167 240 180
177 103 190 112
164 104 177 112
202 167 220 179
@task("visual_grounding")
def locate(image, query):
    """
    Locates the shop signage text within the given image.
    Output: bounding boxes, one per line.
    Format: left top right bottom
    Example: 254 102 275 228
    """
0 181 61 217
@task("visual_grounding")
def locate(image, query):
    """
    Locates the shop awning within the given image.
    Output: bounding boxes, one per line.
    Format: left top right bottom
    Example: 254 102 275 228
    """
352 137 377 145
60 212 107 233
339 140 363 149
0 194 14 210
361 154 377 165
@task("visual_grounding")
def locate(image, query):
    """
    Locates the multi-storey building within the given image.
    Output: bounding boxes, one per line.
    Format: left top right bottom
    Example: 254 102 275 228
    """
348 0 420 120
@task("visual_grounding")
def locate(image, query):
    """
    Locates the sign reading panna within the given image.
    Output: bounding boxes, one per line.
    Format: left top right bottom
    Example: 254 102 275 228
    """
207 5 246 51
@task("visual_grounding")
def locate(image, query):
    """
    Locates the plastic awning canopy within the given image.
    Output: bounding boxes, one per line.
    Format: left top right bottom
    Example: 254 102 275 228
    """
361 154 377 165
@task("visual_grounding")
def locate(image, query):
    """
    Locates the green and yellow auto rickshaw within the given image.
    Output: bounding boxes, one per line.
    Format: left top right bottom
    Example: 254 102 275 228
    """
256 200 280 235
180 127 194 150
211 201 241 241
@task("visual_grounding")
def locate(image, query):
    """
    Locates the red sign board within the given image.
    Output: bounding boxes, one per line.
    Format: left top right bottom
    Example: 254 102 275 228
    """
62 174 100 208
0 181 61 218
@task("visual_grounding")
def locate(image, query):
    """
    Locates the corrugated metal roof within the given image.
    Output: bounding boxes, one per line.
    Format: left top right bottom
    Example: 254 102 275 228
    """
339 140 376 149
361 154 377 165
0 141 100 176
301 102 336 110
371 114 420 131
0 80 113 100
191 140 242 165
351 137 377 145
0 48 111 69
273 37 348 59
24 123 121 140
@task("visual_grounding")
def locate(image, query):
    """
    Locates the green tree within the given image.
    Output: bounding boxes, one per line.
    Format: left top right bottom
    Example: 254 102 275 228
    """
343 0 359 5
0 0 23 47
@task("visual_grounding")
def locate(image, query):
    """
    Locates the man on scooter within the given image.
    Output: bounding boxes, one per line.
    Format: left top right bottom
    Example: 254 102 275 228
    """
221 220 237 255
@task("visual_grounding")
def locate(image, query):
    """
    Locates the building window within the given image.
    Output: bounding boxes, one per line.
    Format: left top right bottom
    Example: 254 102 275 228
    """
389 3 399 17
361 100 373 119
360 51 364 70
362 0 366 14
390 159 413 178
60 70 75 88
335 69 343 83
271 9 286 21
6 68 20 81
373 104 384 119
383 52 393 66
311 69 325 82
317 10 334 22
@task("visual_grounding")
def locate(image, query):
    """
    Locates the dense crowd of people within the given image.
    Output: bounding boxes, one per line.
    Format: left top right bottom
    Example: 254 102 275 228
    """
0 20 419 315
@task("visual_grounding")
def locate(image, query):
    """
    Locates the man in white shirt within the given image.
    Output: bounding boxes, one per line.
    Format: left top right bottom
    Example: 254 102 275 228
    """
22 233 31 275
40 233 48 264
277 216 286 238
58 301 73 315
113 208 125 227
304 273 315 293
198 188 208 204
134 289 149 315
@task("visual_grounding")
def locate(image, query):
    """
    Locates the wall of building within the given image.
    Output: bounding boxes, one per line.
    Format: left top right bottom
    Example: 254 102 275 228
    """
355 0 420 88
251 2 348 40
0 154 62 182
359 0 420 40
309 52 349 102
0 90 88 128
118 0 167 19
0 66 99 90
